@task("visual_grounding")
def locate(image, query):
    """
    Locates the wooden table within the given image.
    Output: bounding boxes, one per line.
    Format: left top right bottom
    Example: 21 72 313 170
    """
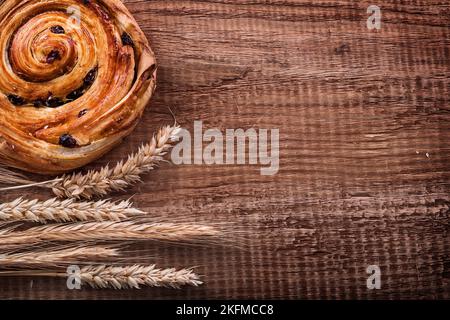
1 0 449 299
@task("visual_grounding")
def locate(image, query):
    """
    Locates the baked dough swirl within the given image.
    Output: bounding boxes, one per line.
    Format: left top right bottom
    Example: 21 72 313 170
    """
0 0 156 174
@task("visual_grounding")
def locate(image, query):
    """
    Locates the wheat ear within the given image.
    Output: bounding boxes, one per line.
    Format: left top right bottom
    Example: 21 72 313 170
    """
0 125 181 198
0 197 144 223
0 221 220 248
0 265 202 289
78 265 202 289
0 246 119 267
52 125 181 199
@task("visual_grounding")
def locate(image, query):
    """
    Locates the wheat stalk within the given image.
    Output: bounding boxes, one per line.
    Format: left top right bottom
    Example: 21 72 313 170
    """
0 165 35 186
0 125 181 199
0 246 119 267
0 221 220 248
52 125 181 199
0 264 202 289
0 197 144 223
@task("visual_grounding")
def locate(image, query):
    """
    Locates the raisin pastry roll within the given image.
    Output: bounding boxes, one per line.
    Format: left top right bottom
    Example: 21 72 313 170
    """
0 0 156 174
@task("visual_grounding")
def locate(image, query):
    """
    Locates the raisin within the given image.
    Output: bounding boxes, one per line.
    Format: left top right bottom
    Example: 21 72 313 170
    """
50 25 65 34
78 109 88 117
66 88 84 101
121 32 134 47
83 67 98 87
46 96 64 108
7 94 25 106
59 134 78 148
46 50 61 63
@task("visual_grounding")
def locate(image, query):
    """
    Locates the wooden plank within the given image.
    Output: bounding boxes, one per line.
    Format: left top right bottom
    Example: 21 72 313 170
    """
0 0 449 299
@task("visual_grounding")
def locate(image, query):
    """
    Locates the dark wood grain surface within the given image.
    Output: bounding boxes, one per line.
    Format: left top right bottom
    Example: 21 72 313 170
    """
1 0 450 299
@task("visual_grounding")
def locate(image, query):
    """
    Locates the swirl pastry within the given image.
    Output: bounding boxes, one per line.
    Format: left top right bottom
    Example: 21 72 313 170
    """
0 0 156 174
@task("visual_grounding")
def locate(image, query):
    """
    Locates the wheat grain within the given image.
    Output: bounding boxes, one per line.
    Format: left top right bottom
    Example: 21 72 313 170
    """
0 197 143 223
0 246 119 267
0 221 220 248
51 125 181 199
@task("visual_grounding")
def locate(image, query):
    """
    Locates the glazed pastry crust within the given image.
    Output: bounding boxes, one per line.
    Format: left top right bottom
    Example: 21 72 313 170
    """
0 0 156 174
